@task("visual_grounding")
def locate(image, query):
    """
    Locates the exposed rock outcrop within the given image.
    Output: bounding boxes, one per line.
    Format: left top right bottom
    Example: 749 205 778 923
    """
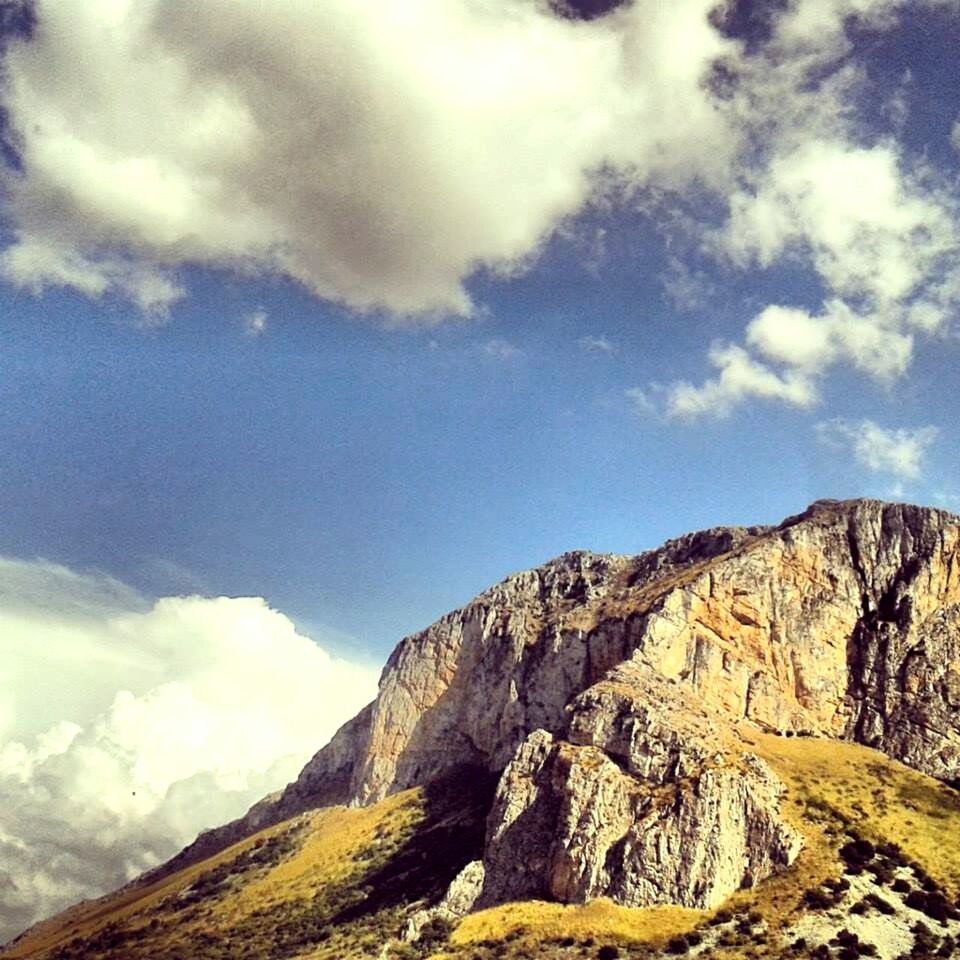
159 498 960 916
479 729 801 910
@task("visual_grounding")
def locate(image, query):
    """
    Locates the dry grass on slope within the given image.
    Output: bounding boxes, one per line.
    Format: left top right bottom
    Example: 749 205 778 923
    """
433 736 960 960
3 737 957 960
1 768 494 960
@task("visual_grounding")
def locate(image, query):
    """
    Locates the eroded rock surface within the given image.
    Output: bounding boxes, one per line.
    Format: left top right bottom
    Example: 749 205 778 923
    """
161 499 960 913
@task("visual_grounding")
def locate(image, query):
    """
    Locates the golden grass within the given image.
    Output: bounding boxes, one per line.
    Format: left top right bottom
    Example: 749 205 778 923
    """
452 898 704 948
1 788 426 960
235 790 421 910
751 729 960 895
0 812 295 959
5 712 959 960
446 732 960 960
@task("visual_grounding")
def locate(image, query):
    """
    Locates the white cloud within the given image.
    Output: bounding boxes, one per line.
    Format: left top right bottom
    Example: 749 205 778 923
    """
745 304 836 371
723 140 956 308
815 418 939 480
0 0 735 318
245 307 268 336
579 334 616 354
665 0 960 421
0 558 378 943
746 299 914 379
625 386 657 416
665 296 922 420
952 117 960 154
666 343 818 419
1 0 957 420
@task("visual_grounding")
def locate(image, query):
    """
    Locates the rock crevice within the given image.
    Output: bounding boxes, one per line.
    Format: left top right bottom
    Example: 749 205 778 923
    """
157 498 960 913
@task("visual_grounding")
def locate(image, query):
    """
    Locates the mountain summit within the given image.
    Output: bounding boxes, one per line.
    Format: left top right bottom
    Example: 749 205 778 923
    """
6 498 960 960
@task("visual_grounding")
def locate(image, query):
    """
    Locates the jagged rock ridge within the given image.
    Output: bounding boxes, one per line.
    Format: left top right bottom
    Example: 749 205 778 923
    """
161 498 960 917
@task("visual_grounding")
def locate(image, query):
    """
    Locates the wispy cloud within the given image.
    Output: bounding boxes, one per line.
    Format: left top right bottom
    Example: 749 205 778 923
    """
244 308 268 337
815 419 938 481
579 334 616 354
483 338 523 362
625 387 657 417
661 256 714 312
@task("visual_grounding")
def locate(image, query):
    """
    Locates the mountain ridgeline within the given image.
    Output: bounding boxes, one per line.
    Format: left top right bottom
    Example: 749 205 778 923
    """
162 498 960 907
5 498 960 960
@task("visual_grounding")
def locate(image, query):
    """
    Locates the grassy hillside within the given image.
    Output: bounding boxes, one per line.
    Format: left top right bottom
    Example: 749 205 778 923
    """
2 739 958 960
0 769 494 960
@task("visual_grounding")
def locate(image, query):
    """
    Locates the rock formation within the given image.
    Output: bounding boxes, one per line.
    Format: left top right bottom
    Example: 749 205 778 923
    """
159 498 960 918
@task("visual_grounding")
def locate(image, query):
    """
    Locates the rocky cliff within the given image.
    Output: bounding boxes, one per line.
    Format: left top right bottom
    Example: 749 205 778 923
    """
160 498 960 918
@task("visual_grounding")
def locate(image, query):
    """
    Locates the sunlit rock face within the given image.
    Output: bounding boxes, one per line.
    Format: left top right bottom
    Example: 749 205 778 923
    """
165 498 960 912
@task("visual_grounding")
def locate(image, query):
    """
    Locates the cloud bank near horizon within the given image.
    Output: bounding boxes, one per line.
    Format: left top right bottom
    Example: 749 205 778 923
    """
0 557 378 943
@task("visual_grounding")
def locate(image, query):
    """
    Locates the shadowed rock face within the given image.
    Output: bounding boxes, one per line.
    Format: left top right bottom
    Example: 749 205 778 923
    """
160 498 960 912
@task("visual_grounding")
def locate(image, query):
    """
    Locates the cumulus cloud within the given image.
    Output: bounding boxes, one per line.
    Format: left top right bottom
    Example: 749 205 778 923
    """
1 0 958 418
0 0 735 318
666 0 960 419
667 342 818 419
723 140 956 309
664 296 923 418
815 419 939 480
0 557 378 943
749 299 914 377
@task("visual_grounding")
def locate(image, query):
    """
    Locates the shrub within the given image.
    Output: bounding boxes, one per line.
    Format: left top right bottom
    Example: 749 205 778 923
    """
805 888 833 910
878 842 905 862
597 947 619 960
833 929 859 948
905 890 958 924
840 839 876 865
913 922 940 956
416 916 453 950
865 893 897 916
666 935 690 954
386 944 419 960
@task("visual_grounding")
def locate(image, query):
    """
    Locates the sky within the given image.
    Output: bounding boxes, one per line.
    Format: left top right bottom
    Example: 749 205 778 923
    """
1 0 959 941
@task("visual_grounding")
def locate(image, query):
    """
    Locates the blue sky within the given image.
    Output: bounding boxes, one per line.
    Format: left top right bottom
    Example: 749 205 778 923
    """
5 223 949 657
1 0 960 935
0 1 958 657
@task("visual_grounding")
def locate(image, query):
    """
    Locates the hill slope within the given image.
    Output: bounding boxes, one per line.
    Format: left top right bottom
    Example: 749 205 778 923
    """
3 735 958 960
4 498 960 958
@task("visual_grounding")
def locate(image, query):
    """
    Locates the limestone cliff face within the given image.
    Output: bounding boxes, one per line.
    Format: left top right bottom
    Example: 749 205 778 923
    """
479 729 801 911
164 498 960 912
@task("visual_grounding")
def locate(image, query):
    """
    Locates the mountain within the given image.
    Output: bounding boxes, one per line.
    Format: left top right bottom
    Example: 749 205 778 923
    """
4 498 960 960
